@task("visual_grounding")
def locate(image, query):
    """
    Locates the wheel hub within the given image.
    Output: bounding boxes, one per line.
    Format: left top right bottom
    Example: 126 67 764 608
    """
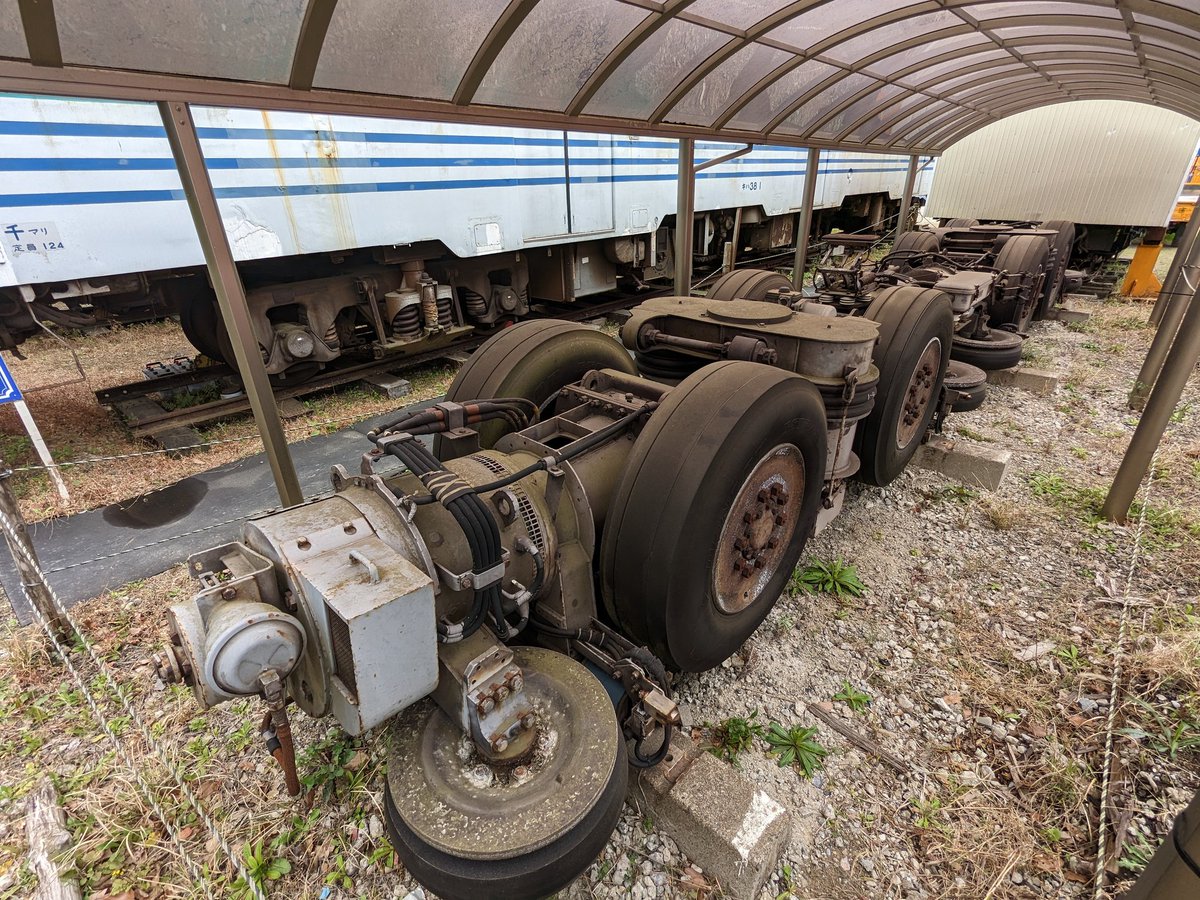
896 338 942 448
384 647 619 861
713 444 805 614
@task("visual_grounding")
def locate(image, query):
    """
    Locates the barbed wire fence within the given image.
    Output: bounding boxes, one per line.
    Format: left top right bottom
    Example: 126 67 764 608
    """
0 463 270 899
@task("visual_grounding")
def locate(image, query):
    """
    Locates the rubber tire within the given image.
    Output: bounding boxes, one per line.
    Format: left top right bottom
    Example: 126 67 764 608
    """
989 234 1050 330
892 230 940 257
1035 220 1076 320
384 730 627 900
435 320 637 453
944 360 988 413
178 295 225 363
600 361 827 672
855 285 954 487
944 218 979 228
706 268 792 301
950 328 1023 371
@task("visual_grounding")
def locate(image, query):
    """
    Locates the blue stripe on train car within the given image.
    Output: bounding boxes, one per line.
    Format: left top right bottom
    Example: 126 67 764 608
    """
0 165 914 208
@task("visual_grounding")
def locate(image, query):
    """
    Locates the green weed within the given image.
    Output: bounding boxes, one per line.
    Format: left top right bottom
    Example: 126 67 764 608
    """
762 723 828 777
792 558 866 599
706 711 763 765
832 680 871 712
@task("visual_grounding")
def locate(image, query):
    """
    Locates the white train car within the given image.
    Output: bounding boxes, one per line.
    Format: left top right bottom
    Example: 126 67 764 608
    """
0 96 932 375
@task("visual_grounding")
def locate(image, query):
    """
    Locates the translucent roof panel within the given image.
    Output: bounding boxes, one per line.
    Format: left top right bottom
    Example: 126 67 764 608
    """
776 72 875 135
724 59 839 132
768 0 933 52
585 18 728 119
864 34 997 78
475 0 647 112
0 1 27 60
666 43 794 127
684 0 799 31
314 0 509 99
821 11 966 65
810 85 906 139
0 0 1197 154
56 0 307 83
968 2 1124 20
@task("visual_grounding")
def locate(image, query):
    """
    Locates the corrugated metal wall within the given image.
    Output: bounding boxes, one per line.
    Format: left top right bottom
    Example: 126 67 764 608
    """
926 101 1200 226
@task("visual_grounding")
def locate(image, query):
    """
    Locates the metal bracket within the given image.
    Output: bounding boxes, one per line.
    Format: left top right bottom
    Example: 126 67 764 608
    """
434 549 509 592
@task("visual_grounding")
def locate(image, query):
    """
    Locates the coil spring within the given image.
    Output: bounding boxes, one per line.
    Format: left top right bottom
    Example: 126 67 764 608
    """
391 304 421 341
323 322 340 349
461 288 488 320
421 291 439 330
436 294 453 328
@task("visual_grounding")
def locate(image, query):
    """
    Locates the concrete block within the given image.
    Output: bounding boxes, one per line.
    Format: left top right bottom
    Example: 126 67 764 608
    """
1052 305 1092 325
987 366 1060 396
627 733 791 899
913 435 1011 490
362 373 413 400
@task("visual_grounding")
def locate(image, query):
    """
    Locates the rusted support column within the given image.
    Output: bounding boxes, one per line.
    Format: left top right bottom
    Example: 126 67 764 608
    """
1104 270 1200 522
895 154 920 239
792 148 820 291
0 462 67 636
1148 209 1200 326
158 101 303 507
1130 216 1200 410
674 137 695 296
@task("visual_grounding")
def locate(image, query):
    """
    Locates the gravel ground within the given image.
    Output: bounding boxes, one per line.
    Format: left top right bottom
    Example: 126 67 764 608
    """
0 295 1197 899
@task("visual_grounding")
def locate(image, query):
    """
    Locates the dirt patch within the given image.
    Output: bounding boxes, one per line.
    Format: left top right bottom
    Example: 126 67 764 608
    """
0 297 1197 899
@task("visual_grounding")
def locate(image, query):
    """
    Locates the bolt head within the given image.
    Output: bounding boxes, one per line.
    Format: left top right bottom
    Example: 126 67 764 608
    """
520 713 537 730
510 674 524 694
495 686 510 703
478 696 495 715
220 586 236 600
492 737 509 753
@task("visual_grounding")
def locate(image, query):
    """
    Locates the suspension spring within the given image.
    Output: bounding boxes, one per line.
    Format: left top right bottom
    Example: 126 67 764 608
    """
391 303 421 341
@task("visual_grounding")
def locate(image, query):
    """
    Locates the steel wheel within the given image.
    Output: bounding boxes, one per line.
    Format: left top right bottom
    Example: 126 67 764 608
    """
706 268 792 301
435 320 636 453
384 647 626 900
855 286 954 487
177 294 225 363
601 361 827 672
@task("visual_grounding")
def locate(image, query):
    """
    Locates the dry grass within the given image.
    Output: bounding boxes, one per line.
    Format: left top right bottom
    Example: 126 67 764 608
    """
1 321 458 522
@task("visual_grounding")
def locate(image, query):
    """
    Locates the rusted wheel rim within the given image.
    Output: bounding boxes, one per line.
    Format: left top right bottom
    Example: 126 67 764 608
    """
895 337 942 449
713 444 805 615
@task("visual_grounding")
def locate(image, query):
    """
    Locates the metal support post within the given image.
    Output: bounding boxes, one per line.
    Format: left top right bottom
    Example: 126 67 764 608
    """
158 101 303 507
0 462 67 635
673 137 695 296
792 148 820 291
1103 271 1200 522
727 206 743 274
1148 209 1200 327
895 155 920 240
1129 216 1200 409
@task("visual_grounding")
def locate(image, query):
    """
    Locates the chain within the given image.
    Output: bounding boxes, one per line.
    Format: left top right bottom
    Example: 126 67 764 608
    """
1091 447 1156 899
0 506 268 899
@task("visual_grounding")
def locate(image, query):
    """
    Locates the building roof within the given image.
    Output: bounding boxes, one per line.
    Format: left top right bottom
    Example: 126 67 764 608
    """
1 0 1197 153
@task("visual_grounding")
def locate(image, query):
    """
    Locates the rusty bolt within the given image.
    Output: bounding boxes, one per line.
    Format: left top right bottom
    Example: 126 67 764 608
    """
495 686 510 703
510 674 524 694
757 489 768 502
778 489 789 504
766 537 778 549
492 736 509 754
512 765 529 779
220 586 236 600
733 537 745 550
478 696 495 715
775 514 786 526
520 713 537 730
755 558 765 569
743 511 753 524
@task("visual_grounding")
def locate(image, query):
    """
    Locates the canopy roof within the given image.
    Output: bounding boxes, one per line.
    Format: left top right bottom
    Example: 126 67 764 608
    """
1 0 1198 154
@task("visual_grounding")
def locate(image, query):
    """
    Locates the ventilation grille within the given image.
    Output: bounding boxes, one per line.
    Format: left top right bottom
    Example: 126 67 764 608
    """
327 607 357 701
512 485 545 555
472 454 509 476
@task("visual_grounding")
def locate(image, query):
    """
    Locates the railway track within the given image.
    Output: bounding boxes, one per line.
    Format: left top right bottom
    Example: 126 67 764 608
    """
96 292 663 440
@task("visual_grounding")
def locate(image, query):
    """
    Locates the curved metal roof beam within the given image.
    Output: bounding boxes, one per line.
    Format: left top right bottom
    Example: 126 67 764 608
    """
565 0 699 117
453 0 542 106
16 0 61 67
289 0 338 90
649 0 945 125
760 25 983 135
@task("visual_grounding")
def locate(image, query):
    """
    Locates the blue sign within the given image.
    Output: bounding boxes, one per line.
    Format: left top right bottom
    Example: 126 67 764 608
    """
0 353 22 406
